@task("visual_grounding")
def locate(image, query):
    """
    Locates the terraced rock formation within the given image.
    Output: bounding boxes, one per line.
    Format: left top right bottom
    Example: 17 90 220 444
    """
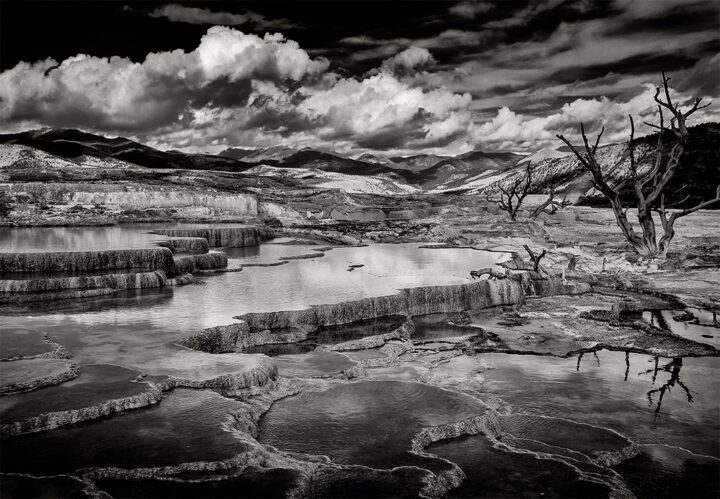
149 225 274 247
0 225 278 304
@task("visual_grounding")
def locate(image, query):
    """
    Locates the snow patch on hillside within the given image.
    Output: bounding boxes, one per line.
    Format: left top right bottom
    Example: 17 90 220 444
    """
0 143 140 170
246 164 420 195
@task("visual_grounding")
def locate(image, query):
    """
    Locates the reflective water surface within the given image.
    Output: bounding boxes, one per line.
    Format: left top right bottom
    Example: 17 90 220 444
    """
1 225 718 498
1 233 506 373
427 350 720 498
645 309 720 349
0 223 250 252
0 389 247 475
259 380 487 470
432 351 720 457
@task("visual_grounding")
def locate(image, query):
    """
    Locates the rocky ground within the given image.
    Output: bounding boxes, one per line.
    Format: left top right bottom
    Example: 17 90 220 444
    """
1 179 719 498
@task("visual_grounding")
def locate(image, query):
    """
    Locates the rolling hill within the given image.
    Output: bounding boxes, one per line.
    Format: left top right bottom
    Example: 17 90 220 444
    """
478 122 720 208
2 125 718 203
0 128 250 173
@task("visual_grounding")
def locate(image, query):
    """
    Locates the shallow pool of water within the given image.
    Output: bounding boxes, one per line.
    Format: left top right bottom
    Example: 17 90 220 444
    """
94 467 303 499
613 443 720 498
427 349 720 497
429 434 611 498
0 223 252 252
270 349 356 377
0 364 148 424
2 225 717 498
645 310 720 349
0 388 246 475
432 351 720 458
258 380 487 470
0 242 505 373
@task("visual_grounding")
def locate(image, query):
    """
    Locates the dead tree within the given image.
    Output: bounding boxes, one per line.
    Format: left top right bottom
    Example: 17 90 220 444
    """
487 161 533 221
557 72 720 259
523 244 546 272
470 268 508 279
531 189 572 218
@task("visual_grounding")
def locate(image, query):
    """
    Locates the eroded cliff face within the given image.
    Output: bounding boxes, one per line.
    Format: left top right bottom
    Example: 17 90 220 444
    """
0 248 175 274
154 237 209 255
0 231 234 303
178 323 251 353
150 226 274 247
236 279 525 334
5 183 259 217
179 274 583 354
403 279 525 316
171 252 228 275
164 356 279 398
0 270 168 294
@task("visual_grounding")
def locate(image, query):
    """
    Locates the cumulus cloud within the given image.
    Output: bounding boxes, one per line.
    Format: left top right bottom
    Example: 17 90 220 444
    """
0 27 328 131
2 4 716 157
473 83 720 151
299 72 472 149
0 26 478 155
380 47 436 75
148 3 296 30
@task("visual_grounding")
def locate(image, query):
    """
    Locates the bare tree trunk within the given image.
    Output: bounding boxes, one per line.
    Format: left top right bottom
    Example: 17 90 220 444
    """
557 72 719 259
489 161 533 221
523 244 547 272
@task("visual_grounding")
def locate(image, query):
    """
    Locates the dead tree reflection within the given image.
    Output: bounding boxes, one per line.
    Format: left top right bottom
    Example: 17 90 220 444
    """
624 351 630 381
576 351 601 371
645 357 694 419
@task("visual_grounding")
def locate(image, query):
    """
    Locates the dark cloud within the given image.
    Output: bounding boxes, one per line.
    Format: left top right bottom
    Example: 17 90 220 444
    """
355 124 425 150
449 1 494 18
147 3 298 30
543 51 706 85
672 54 720 97
603 1 719 37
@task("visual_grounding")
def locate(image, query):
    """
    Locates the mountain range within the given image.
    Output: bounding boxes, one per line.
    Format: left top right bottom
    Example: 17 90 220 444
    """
1 124 718 205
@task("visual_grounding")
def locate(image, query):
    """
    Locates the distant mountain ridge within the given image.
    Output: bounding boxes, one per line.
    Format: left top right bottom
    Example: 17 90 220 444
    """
2 125 717 203
0 128 249 173
478 122 720 208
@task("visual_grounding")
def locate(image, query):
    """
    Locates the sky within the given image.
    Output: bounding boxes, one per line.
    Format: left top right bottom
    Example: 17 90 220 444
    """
1 0 718 156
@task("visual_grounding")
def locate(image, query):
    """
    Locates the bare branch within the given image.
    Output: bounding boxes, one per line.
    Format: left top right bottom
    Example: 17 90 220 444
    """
643 122 664 131
669 185 720 221
665 193 692 209
557 126 616 201
592 126 605 154
523 244 547 273
553 72 711 258
657 71 676 112
684 97 711 118
628 115 637 180
494 161 534 220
